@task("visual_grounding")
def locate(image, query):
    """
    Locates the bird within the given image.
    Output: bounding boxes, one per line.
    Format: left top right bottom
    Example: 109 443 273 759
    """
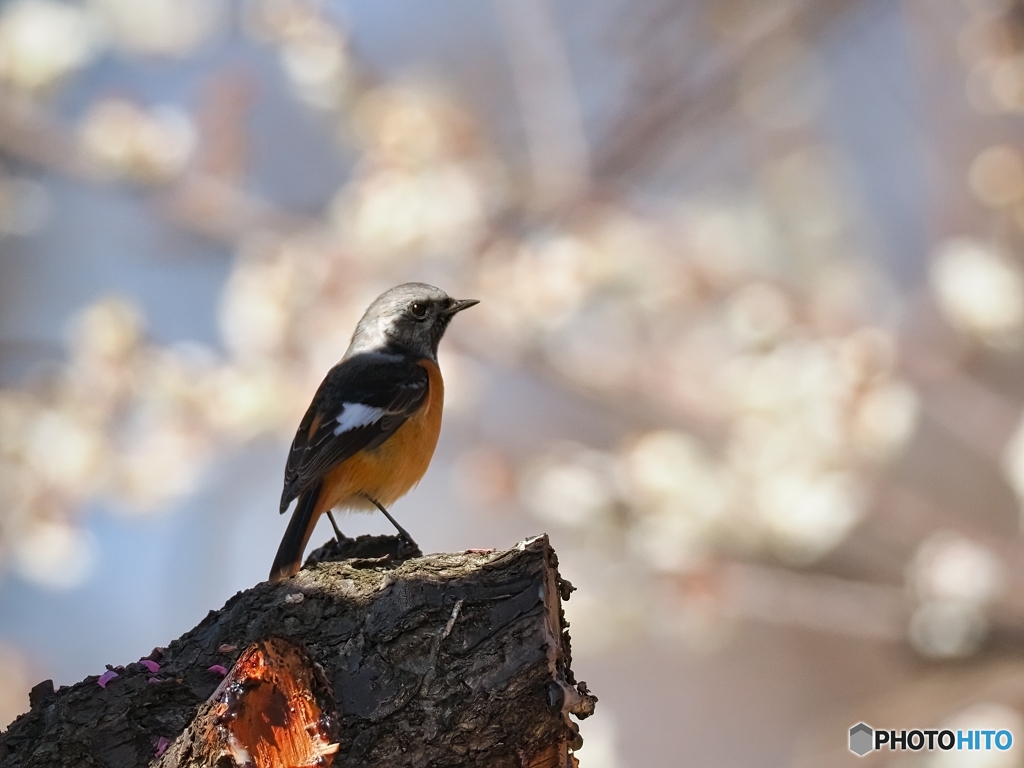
269 283 478 582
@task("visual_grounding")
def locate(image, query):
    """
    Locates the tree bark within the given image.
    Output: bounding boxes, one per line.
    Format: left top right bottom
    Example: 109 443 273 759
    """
0 534 596 768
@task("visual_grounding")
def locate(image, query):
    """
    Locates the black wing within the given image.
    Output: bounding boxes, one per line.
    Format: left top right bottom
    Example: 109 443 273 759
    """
279 352 429 513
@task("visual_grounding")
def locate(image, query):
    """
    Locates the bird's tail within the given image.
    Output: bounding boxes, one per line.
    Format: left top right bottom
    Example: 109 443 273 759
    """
269 480 323 583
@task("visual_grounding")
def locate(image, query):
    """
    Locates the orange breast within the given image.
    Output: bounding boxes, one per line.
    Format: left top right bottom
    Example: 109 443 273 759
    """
315 359 444 515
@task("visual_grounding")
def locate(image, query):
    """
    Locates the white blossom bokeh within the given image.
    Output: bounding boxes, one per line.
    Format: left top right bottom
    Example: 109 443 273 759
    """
3 0 1024 765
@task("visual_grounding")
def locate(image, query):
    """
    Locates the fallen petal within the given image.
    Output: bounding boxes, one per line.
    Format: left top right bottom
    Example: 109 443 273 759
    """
155 736 170 757
97 670 118 689
148 677 162 684
140 659 160 674
208 665 228 676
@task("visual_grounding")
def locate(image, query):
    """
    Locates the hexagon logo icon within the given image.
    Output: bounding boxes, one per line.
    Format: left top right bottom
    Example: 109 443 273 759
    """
849 723 873 756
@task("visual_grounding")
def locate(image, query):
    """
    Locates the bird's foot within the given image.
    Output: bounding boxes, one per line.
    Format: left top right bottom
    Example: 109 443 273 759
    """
325 510 347 543
396 535 423 560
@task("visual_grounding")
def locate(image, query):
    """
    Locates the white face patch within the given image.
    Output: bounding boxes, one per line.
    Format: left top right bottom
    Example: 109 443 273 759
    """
334 403 384 435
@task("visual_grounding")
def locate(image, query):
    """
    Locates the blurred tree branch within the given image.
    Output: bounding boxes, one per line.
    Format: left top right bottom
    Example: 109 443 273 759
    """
594 0 869 182
0 91 313 242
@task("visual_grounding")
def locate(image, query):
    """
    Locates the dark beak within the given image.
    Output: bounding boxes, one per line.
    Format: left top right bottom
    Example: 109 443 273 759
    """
444 298 480 315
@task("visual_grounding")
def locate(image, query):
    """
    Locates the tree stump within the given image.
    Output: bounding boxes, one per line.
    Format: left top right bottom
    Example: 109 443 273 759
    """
0 534 596 768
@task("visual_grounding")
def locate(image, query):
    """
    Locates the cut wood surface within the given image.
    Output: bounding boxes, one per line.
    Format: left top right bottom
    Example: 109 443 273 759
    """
0 534 596 768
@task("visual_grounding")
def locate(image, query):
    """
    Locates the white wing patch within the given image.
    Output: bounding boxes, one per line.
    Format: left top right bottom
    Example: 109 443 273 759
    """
334 403 385 435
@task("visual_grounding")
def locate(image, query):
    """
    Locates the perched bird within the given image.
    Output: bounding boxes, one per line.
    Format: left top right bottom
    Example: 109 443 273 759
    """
269 283 478 582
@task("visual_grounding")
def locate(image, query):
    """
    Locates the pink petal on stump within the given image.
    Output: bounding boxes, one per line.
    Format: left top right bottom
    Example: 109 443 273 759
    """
140 659 160 674
155 737 170 757
97 670 118 689
208 664 228 676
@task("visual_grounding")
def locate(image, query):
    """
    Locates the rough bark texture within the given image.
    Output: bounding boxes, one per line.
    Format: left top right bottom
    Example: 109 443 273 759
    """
0 534 596 768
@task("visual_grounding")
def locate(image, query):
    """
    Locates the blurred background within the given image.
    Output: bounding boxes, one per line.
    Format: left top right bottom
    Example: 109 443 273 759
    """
2 0 1024 765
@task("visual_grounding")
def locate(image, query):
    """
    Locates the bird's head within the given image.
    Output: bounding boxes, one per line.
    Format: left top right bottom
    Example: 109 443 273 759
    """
347 283 478 360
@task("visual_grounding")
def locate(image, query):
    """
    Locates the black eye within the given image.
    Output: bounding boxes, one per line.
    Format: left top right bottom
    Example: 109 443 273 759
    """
410 301 428 319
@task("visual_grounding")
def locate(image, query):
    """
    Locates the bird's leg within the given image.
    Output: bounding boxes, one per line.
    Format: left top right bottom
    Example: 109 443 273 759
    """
366 497 421 555
326 510 346 543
